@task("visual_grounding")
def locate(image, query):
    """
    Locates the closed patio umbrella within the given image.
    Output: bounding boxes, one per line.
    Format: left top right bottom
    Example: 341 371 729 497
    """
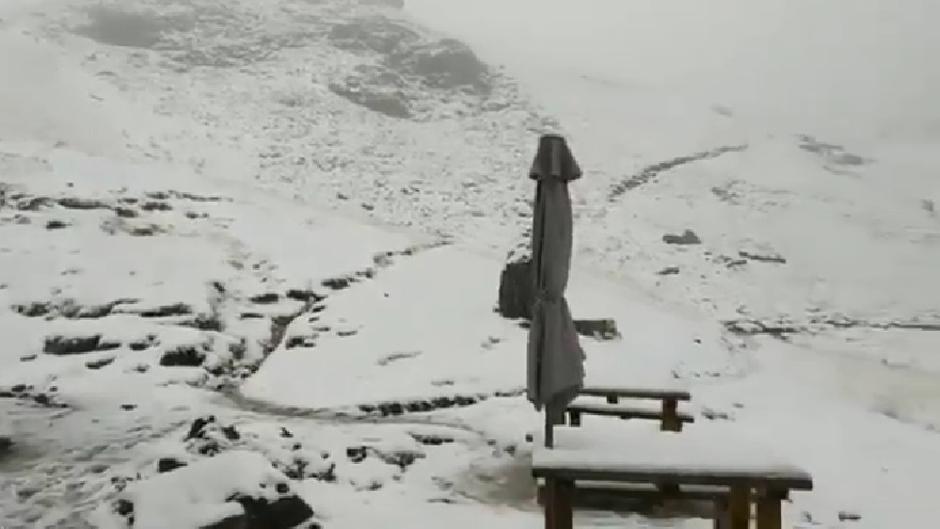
525 134 585 448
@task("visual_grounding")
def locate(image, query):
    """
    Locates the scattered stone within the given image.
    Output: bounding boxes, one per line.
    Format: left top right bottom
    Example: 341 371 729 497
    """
573 319 620 340
160 345 205 367
738 250 786 264
377 351 421 366
0 436 12 453
58 197 111 210
321 277 351 290
240 312 265 319
701 407 732 421
139 303 192 317
43 334 108 355
657 266 680 276
19 354 37 362
337 329 358 337
185 415 216 441
45 220 69 230
141 201 172 211
221 425 240 441
279 427 294 439
250 293 280 304
662 229 701 245
285 289 325 303
114 498 134 517
157 457 187 473
410 434 454 446
14 302 51 317
838 511 862 522
115 207 138 218
129 340 151 351
120 404 137 411
86 356 116 370
346 446 368 463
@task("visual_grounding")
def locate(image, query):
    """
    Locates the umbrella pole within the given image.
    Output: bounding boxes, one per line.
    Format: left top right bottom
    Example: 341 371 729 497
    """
544 410 554 448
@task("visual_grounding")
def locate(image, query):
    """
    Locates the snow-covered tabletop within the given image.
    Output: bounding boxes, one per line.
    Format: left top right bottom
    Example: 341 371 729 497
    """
532 423 812 489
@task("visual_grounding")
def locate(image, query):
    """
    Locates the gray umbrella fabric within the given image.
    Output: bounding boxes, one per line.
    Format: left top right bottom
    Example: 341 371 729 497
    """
525 134 585 435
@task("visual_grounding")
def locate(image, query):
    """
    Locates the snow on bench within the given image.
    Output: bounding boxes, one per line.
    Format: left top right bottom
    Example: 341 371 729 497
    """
532 424 813 529
572 383 693 431
566 397 695 430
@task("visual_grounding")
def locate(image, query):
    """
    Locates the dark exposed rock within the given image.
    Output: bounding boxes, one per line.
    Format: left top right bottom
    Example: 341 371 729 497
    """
17 196 55 210
160 345 205 367
179 313 224 332
120 404 137 411
662 229 701 245
285 289 325 303
45 220 69 230
141 201 172 211
279 427 294 439
573 319 620 340
240 312 265 319
228 495 314 529
115 498 134 516
14 302 51 317
739 250 787 264
221 425 240 441
346 446 368 463
250 293 280 304
157 457 187 473
86 356 116 370
115 207 138 218
44 334 106 355
185 415 216 441
838 511 862 522
58 197 111 210
410 434 455 446
129 340 151 351
139 303 192 317
321 277 351 290
19 354 37 362
285 336 316 349
657 266 680 276
0 436 12 453
497 257 532 319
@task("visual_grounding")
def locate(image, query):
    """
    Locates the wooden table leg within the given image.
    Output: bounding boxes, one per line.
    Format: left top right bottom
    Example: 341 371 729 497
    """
714 496 730 529
661 398 680 432
543 478 556 529
544 478 574 529
756 491 783 529
729 486 751 529
555 479 574 529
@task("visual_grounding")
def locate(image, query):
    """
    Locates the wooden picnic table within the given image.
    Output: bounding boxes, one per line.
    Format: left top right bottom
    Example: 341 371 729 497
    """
532 425 813 529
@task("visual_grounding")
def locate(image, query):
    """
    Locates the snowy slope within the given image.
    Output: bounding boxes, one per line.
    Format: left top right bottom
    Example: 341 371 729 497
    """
1 0 939 528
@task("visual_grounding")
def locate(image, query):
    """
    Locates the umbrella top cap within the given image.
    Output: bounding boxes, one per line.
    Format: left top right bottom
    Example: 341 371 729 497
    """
530 134 582 182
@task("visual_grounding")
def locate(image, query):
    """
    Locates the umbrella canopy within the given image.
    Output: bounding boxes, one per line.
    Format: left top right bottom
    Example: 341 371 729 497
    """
526 134 585 441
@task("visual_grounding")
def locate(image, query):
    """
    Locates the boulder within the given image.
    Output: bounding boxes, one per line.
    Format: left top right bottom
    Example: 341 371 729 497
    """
497 257 533 319
573 319 620 340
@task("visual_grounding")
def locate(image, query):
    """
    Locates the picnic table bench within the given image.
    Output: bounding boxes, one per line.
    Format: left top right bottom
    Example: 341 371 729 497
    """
567 385 695 432
532 425 813 529
570 384 694 431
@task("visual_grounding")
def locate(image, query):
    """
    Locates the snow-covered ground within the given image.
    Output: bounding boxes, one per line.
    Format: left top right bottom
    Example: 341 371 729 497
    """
1 0 938 528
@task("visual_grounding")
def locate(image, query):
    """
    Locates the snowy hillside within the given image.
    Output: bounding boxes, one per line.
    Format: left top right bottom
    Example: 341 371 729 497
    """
1 0 939 528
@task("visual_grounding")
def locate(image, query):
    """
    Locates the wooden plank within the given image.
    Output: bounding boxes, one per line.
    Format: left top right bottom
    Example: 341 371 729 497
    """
729 486 751 529
566 401 695 424
532 467 813 491
581 385 691 401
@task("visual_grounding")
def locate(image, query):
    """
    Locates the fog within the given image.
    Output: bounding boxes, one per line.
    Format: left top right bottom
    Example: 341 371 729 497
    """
407 0 940 142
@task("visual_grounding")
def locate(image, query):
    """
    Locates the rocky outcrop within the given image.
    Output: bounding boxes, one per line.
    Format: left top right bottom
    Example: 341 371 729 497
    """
662 229 701 245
